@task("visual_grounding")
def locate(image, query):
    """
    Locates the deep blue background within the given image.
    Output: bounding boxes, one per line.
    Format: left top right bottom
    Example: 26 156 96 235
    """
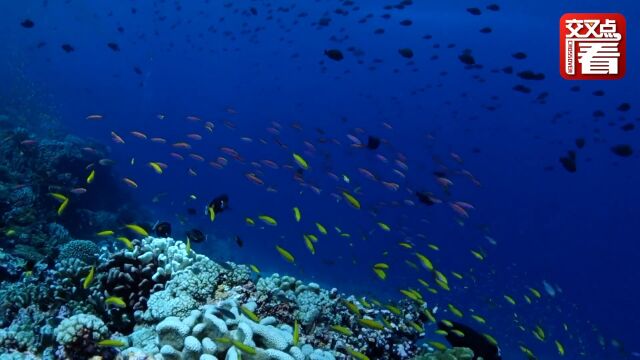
1 0 639 359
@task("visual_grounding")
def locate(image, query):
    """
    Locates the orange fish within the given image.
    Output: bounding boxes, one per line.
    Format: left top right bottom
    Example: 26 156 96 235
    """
186 134 202 141
245 172 264 185
382 181 400 191
209 161 224 170
111 131 125 144
449 202 469 218
130 131 148 140
170 152 184 161
358 168 376 181
150 137 167 144
220 147 239 158
189 153 205 162
122 177 138 188
86 114 103 120
260 159 279 169
188 168 197 176
186 115 201 121
172 142 191 149
204 122 214 132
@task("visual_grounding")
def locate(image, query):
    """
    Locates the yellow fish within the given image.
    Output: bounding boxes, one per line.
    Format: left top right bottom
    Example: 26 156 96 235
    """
448 303 464 318
555 340 565 356
97 230 114 236
385 304 402 315
292 153 309 169
529 287 542 298
208 206 215 222
125 224 149 237
97 339 126 347
230 339 257 355
358 318 384 330
428 243 440 251
83 266 95 289
148 162 163 174
258 215 277 226
250 264 260 274
57 199 69 216
398 242 413 249
86 169 95 184
342 191 361 209
49 193 68 202
415 252 434 271
116 237 133 250
245 217 255 226
315 222 327 235
471 250 485 260
343 300 361 317
471 314 486 324
330 325 353 336
240 305 260 322
346 347 369 360
504 294 517 305
377 222 391 231
275 245 295 263
293 320 300 346
105 296 127 308
186 237 191 255
484 333 498 346
293 207 301 222
304 236 316 255
373 268 386 280
429 341 447 351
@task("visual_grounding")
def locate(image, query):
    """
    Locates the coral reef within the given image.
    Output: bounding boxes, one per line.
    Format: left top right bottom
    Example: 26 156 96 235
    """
412 347 474 360
0 123 143 263
0 235 440 359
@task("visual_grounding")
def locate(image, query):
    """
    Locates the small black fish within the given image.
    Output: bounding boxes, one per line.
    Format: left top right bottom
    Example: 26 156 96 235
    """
213 307 236 319
398 48 413 59
154 222 172 237
416 191 436 206
575 138 586 149
458 50 475 65
467 7 482 15
512 52 527 59
107 42 120 52
517 70 545 81
437 321 502 360
235 235 243 248
61 44 75 53
21 19 35 28
399 19 412 26
617 102 631 112
367 136 381 150
611 144 633 157
207 194 229 215
187 208 197 216
186 229 206 243
621 123 635 132
559 150 577 173
324 49 344 61
486 3 500 11
479 27 492 34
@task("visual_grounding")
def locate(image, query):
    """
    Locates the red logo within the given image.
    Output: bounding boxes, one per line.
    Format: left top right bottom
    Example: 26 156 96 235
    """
560 13 626 80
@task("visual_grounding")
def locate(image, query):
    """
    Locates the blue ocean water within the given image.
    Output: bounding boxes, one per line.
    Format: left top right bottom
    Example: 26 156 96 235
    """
1 0 639 359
